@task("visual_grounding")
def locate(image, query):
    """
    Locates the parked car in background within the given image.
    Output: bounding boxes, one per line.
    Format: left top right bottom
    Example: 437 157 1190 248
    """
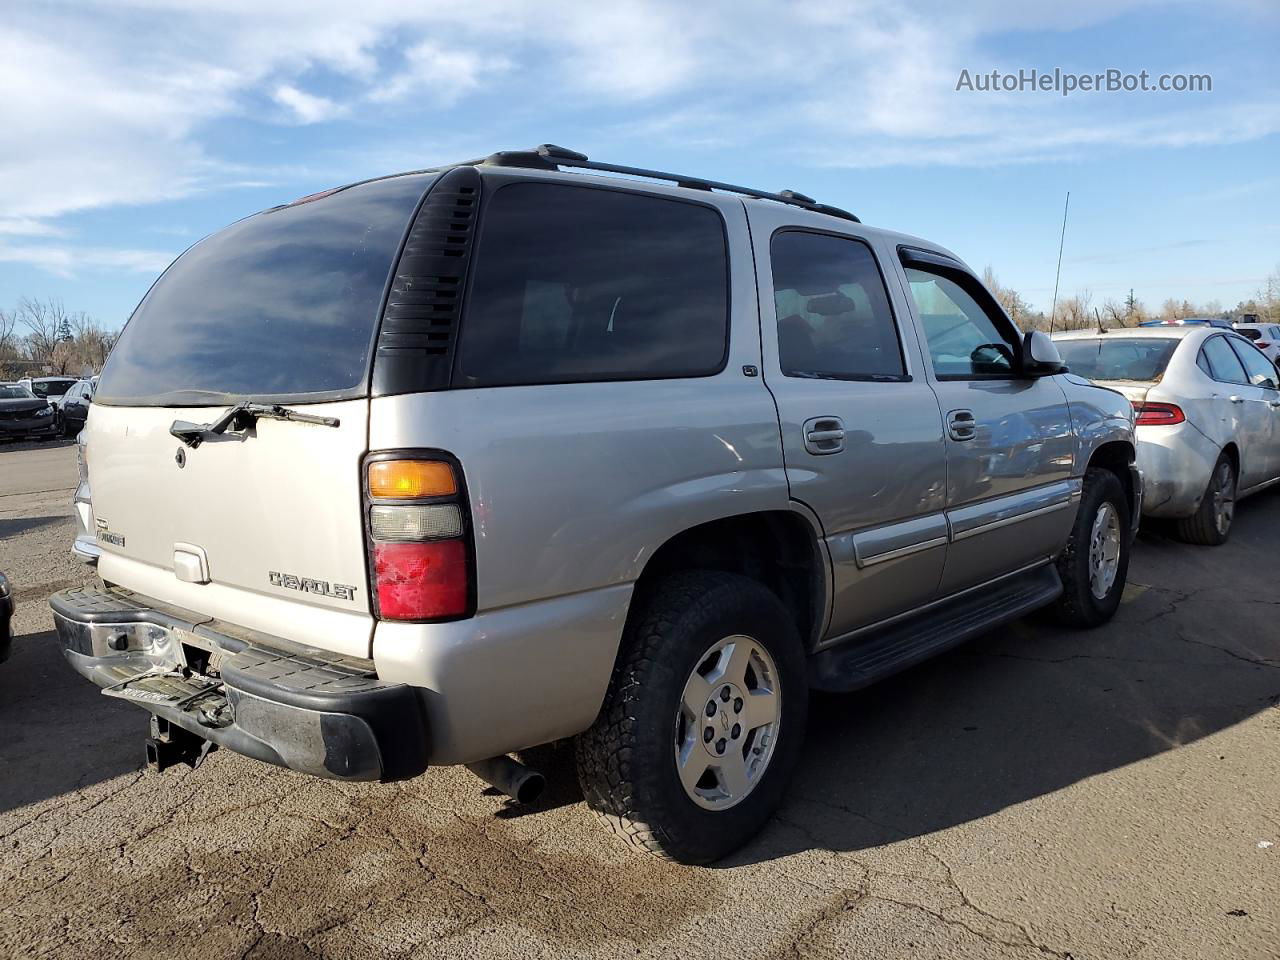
19 376 80 434
1232 322 1280 364
1054 326 1280 545
0 383 60 441
60 378 96 437
0 573 12 663
52 145 1140 864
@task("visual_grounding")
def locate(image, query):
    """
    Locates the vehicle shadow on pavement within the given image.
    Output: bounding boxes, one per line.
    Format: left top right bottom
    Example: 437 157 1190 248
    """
0 629 144 815
0 516 66 540
727 491 1280 867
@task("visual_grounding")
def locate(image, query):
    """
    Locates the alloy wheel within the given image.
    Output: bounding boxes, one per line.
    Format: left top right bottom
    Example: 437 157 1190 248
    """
673 635 781 810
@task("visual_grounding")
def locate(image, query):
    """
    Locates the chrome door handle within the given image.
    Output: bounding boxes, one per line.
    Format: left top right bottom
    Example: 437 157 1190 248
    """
803 416 845 455
1229 395 1245 404
1270 401 1280 409
947 409 977 441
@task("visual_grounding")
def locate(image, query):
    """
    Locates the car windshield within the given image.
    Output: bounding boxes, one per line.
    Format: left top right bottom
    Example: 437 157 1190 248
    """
30 379 74 397
0 385 33 400
1056 337 1179 382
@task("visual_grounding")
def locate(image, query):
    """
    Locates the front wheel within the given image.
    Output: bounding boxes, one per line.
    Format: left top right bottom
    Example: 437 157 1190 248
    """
1051 469 1131 628
576 571 807 864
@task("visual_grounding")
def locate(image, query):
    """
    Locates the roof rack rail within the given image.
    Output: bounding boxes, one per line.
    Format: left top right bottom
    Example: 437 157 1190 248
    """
478 144 860 223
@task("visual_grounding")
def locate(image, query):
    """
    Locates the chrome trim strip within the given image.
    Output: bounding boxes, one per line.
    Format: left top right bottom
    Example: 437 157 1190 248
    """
835 512 950 570
946 478 1080 539
859 536 949 568
951 500 1073 542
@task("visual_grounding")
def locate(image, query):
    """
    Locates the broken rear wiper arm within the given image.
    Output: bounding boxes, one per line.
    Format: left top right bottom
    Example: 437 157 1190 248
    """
170 402 340 449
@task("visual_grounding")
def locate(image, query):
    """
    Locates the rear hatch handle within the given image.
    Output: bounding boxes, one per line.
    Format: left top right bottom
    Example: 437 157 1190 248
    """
171 402 340 449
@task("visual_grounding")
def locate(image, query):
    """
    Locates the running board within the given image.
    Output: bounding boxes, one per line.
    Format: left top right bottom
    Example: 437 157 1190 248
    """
808 564 1063 692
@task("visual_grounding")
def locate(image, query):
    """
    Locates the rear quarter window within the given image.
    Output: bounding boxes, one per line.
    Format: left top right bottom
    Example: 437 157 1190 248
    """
454 183 729 387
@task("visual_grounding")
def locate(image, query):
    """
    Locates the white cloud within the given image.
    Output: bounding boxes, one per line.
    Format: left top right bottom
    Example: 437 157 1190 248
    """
367 41 508 104
274 84 345 124
1 0 1276 232
0 242 176 278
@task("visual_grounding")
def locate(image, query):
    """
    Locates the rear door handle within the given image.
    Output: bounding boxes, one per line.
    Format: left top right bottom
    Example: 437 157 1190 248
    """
803 416 845 455
1229 395 1245 405
947 409 977 441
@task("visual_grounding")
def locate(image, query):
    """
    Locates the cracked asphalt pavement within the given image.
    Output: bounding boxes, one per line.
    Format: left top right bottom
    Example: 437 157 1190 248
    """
2 442 1278 959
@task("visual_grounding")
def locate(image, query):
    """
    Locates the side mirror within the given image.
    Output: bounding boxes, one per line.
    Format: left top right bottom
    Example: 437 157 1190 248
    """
1022 330 1067 377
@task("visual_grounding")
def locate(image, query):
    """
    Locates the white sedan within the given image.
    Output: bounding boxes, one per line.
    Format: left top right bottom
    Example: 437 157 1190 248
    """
1054 326 1280 545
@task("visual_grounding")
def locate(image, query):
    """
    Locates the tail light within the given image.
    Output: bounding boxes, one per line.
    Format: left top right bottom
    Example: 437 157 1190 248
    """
1256 341 1271 349
1133 401 1185 426
364 455 473 621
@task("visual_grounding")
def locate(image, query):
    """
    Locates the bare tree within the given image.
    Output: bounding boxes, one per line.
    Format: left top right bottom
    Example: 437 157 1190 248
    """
1051 289 1094 330
981 266 1033 328
1100 298 1127 328
0 306 17 359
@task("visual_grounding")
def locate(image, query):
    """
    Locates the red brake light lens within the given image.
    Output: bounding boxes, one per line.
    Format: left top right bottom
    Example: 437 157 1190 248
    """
373 541 468 620
1134 401 1185 426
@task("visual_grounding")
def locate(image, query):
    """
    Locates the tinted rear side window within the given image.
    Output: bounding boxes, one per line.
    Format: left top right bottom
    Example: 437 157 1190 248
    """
455 183 728 387
1201 335 1249 384
96 174 433 406
771 231 905 380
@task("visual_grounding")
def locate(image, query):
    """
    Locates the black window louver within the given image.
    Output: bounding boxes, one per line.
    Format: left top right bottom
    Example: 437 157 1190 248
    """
371 165 481 395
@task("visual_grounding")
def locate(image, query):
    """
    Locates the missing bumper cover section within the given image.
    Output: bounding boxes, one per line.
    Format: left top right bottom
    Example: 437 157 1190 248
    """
50 584 431 782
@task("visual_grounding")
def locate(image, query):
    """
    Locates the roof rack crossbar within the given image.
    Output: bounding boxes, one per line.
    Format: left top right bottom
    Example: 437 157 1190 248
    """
478 145 860 223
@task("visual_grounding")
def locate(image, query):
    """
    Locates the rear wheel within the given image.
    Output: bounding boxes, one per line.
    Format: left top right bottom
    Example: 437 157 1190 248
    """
576 571 807 864
1052 468 1130 628
1176 454 1235 546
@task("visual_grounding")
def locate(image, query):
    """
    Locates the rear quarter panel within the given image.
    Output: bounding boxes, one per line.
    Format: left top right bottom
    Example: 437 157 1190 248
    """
367 194 802 761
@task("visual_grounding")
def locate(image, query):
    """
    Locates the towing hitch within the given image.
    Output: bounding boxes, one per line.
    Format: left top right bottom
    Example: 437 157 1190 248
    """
145 715 215 772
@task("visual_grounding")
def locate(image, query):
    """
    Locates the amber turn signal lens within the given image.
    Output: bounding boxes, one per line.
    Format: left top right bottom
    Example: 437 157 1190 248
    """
368 460 457 499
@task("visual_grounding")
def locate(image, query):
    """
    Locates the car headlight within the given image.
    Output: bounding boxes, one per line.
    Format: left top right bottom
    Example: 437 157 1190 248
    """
35 407 52 417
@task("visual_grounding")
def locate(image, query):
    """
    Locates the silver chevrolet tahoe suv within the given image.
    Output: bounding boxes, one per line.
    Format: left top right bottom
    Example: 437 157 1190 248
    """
52 145 1140 864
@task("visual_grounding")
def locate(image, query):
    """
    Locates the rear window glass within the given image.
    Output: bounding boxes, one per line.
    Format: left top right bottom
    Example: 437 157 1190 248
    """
1055 338 1178 382
96 174 432 406
455 183 728 387
1238 328 1262 341
30 379 75 398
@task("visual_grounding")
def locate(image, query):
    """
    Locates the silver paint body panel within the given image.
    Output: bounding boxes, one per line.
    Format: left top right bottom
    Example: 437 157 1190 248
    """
73 165 1139 766
1054 327 1280 518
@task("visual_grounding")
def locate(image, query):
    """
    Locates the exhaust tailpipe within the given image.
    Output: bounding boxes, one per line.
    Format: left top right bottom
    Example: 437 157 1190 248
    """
466 754 546 804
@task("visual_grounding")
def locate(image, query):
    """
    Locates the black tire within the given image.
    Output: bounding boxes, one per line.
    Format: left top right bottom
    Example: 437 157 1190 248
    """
1176 453 1235 546
1051 469 1131 628
575 570 807 864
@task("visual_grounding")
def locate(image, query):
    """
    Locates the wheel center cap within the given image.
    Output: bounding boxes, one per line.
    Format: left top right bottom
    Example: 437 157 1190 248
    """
700 681 745 757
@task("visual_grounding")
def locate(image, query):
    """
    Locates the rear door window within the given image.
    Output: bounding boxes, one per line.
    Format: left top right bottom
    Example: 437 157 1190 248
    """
770 231 905 380
1201 335 1250 384
1227 336 1279 389
96 174 433 406
455 183 729 387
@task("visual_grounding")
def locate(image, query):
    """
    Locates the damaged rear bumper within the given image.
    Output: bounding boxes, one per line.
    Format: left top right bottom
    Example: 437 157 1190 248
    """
50 585 429 781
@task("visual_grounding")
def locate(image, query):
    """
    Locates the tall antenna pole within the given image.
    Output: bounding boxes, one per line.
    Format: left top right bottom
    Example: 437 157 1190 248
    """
1049 191 1070 332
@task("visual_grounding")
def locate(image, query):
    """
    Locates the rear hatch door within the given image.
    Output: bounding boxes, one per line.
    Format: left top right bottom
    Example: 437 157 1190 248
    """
86 172 435 658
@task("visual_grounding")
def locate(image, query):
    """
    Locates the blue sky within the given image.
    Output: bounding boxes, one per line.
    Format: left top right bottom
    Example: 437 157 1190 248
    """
1 0 1277 328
